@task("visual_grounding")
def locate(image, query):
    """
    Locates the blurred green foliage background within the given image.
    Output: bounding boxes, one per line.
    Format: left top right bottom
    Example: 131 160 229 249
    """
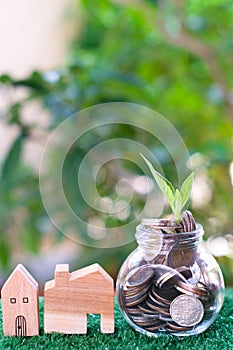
0 0 233 287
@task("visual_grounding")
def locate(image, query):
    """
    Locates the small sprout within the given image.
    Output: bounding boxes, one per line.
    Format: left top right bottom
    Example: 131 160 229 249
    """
141 154 194 222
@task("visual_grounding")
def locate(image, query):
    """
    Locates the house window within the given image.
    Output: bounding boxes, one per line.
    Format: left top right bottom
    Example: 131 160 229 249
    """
23 297 28 303
10 298 16 304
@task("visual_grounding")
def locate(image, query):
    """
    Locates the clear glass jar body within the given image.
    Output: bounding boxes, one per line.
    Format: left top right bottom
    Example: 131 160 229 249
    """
116 223 224 337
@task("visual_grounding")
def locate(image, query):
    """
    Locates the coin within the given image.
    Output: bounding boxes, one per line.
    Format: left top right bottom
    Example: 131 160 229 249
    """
141 218 179 228
152 264 177 285
132 316 159 326
146 298 170 316
138 303 160 315
167 245 197 268
176 266 193 280
170 294 204 327
124 282 150 296
176 280 210 300
148 289 167 307
153 253 166 265
165 321 192 332
125 307 141 315
124 288 148 303
156 270 178 289
154 265 187 289
127 265 154 287
181 210 196 232
150 286 171 305
141 218 183 235
159 314 173 322
145 322 166 331
152 285 180 301
124 292 148 307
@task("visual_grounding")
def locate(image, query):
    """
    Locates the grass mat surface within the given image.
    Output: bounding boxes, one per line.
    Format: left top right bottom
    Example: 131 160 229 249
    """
0 290 233 350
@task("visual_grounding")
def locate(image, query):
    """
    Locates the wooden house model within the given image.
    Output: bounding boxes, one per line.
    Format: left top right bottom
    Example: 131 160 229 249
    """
44 263 114 334
1 264 39 336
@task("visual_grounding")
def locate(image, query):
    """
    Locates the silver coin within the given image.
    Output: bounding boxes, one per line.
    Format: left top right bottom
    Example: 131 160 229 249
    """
170 294 204 327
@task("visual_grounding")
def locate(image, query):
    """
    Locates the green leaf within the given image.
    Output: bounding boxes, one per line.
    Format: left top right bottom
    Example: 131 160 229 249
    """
174 189 183 222
180 172 194 210
141 154 175 211
0 234 10 269
1 135 23 191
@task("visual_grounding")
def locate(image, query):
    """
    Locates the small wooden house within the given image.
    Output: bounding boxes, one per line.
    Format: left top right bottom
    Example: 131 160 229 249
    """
44 263 114 334
1 264 39 336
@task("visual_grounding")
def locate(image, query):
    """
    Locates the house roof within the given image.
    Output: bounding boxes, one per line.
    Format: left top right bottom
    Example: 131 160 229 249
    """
45 263 113 290
70 263 113 284
1 264 38 294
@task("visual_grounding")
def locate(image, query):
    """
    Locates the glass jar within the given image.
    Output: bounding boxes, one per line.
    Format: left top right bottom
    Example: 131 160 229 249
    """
116 221 224 337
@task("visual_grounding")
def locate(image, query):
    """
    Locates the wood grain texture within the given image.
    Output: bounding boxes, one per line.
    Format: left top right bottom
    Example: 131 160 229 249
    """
1 264 39 336
44 263 114 334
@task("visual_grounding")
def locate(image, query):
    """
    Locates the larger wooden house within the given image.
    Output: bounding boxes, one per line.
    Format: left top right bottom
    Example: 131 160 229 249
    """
44 263 114 334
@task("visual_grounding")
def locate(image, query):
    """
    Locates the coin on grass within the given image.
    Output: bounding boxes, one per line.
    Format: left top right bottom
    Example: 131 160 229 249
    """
170 294 204 327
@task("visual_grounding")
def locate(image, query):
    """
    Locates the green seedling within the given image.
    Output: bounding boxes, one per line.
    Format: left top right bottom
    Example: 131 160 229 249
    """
141 154 194 222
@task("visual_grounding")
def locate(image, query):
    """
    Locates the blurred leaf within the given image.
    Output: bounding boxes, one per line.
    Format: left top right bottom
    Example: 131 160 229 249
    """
180 172 195 209
13 71 49 93
21 224 39 253
9 103 21 125
141 154 175 211
0 74 12 84
0 235 10 268
1 134 23 191
174 189 183 222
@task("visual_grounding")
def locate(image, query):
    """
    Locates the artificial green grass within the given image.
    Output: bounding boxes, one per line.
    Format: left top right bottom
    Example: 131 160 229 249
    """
1 291 233 350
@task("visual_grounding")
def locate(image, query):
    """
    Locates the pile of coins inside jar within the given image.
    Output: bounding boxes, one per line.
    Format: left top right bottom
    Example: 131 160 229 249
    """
118 211 217 334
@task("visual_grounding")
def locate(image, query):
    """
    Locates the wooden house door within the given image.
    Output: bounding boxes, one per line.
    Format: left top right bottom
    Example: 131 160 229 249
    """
15 315 27 336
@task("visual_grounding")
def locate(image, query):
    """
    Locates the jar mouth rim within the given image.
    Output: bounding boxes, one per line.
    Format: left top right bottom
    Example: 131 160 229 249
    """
138 221 204 237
